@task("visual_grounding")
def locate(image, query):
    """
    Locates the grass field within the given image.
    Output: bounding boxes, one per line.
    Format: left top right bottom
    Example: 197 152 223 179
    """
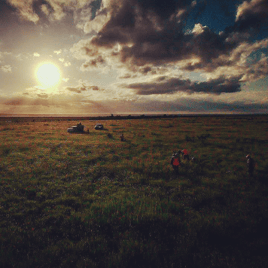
1 115 268 268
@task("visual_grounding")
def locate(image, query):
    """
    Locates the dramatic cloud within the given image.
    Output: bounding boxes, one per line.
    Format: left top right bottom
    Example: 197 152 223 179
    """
88 0 195 65
71 38 99 60
240 54 268 82
183 38 268 81
7 0 39 23
70 38 110 71
44 0 93 21
81 9 109 34
43 0 67 21
235 0 268 32
74 0 105 33
124 75 241 95
82 0 239 68
8 0 268 75
2 0 268 114
68 0 267 83
7 0 93 23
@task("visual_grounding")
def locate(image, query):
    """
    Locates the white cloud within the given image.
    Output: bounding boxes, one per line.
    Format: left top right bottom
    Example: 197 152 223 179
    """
1 65 12 73
41 4 50 16
64 61 71 67
33 52 40 57
192 23 207 35
54 49 62 55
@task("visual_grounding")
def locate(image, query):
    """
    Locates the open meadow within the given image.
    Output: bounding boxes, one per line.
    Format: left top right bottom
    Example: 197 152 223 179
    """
0 115 268 268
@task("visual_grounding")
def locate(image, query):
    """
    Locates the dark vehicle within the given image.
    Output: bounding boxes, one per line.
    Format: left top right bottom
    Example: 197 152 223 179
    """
67 123 84 133
95 124 104 130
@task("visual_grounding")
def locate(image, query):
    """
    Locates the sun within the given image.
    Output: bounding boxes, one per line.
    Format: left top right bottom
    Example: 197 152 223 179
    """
36 63 61 88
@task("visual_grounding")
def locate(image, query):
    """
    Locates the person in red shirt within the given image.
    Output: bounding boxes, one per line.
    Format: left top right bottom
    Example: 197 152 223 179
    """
171 151 181 176
182 149 189 160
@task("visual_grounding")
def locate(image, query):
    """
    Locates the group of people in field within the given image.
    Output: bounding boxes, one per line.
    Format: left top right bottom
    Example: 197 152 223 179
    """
119 132 255 177
170 149 255 177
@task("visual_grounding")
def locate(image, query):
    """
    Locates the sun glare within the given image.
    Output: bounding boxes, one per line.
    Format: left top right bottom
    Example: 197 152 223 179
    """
36 63 61 88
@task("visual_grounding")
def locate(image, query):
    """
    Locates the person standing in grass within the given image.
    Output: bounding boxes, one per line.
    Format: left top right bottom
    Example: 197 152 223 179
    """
120 133 125 141
246 154 255 177
171 151 181 176
182 149 189 160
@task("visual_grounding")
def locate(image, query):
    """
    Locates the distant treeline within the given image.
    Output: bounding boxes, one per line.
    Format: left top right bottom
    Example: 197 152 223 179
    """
0 113 267 123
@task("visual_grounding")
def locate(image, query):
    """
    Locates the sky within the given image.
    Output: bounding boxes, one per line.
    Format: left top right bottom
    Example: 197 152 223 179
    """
0 0 268 115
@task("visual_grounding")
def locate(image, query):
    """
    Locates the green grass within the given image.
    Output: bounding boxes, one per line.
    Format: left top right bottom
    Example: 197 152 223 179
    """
0 115 268 267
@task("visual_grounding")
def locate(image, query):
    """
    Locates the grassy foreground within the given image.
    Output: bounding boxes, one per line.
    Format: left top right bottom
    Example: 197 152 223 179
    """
0 115 268 268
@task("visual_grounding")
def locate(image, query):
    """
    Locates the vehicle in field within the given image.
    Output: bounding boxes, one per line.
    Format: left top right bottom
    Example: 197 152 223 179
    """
67 123 84 133
94 123 103 130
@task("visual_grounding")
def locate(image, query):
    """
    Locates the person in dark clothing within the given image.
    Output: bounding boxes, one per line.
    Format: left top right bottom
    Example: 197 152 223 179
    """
246 154 255 177
120 133 125 141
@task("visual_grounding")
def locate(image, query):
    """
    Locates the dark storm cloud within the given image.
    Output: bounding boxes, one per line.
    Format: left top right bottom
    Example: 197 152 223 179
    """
87 0 237 66
7 0 267 71
4 0 268 105
125 76 241 95
139 66 153 74
90 0 195 64
76 0 267 74
234 0 268 33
